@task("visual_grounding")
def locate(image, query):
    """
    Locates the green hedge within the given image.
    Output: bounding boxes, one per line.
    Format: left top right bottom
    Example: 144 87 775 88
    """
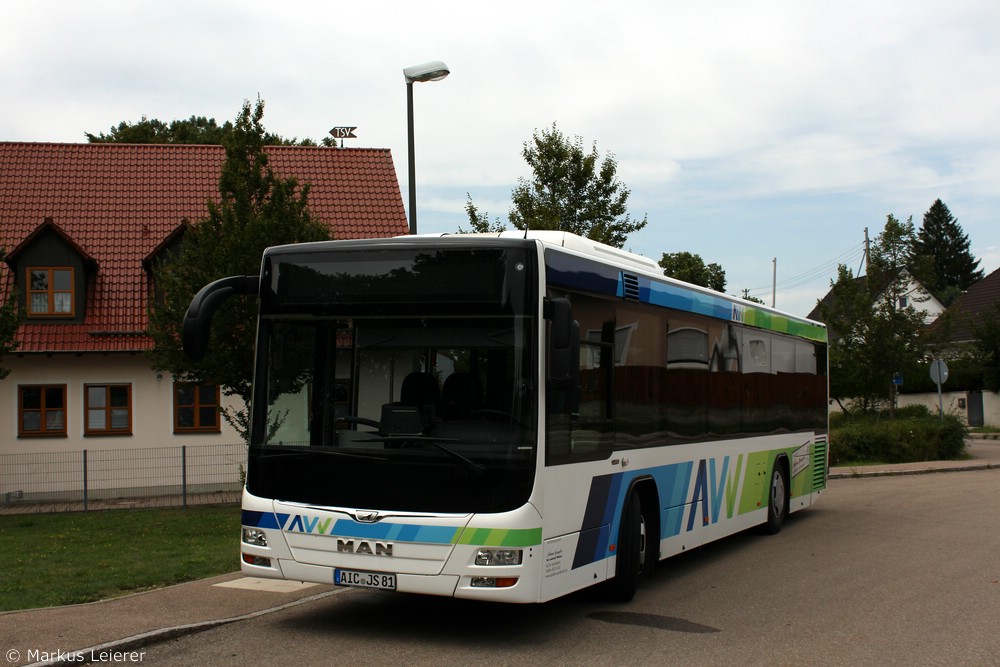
898 356 984 394
829 404 968 465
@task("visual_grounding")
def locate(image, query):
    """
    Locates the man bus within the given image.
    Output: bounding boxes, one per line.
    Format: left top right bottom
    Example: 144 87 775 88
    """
184 231 828 603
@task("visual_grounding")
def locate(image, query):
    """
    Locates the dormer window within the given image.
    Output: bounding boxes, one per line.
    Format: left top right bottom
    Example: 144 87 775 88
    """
28 266 75 317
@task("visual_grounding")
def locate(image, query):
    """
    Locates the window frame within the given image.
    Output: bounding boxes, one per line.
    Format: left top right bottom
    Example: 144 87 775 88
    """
17 384 68 437
83 383 133 436
173 381 222 433
26 266 76 318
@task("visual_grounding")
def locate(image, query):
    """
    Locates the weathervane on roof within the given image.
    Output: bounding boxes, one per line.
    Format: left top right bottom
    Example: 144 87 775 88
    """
329 126 357 148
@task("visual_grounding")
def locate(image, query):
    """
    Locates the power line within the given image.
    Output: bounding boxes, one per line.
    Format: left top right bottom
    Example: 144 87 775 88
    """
769 248 865 292
744 241 866 296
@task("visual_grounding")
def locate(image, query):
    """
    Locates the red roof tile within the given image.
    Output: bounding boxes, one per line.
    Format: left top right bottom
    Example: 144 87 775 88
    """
0 142 408 353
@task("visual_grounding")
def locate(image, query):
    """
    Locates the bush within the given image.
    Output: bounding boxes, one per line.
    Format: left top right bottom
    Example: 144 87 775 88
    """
829 406 968 465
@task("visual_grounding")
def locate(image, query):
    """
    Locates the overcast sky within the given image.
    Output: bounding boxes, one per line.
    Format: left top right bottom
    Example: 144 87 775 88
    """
4 0 999 317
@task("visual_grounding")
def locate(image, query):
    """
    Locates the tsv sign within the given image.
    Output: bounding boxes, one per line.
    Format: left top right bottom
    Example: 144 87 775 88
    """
330 126 357 139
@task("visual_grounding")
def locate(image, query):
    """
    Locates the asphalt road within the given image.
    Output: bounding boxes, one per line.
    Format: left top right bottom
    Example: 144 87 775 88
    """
140 470 1000 666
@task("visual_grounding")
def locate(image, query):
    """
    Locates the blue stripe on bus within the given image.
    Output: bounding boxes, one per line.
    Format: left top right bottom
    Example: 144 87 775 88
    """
241 510 460 544
572 473 621 569
571 461 697 570
547 251 732 320
244 460 699 569
549 247 824 340
545 251 620 295
242 510 287 530
646 277 733 320
327 519 458 543
653 461 695 538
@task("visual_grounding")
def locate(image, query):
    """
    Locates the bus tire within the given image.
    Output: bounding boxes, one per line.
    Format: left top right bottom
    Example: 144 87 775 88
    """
764 460 789 535
606 491 646 602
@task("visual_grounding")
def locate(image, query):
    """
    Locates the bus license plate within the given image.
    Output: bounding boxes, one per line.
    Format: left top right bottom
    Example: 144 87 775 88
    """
334 568 397 591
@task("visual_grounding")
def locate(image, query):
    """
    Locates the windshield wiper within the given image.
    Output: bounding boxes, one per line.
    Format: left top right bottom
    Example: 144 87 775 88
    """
355 436 486 474
255 446 389 462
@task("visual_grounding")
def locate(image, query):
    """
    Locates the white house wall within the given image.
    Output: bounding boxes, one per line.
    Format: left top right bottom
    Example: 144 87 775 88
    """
1 354 243 454
900 275 946 325
897 390 1000 429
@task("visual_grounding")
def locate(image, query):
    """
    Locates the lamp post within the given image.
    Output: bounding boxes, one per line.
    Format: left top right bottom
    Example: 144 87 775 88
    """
403 60 450 235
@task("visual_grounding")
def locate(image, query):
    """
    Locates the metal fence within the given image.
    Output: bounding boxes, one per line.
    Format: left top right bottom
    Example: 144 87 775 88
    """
0 443 245 514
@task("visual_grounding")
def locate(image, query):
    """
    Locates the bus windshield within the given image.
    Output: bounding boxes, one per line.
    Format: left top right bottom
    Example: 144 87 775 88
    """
247 243 538 514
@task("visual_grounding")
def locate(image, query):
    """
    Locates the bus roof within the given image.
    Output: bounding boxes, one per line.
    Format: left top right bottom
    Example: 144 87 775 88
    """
434 231 827 342
270 231 827 343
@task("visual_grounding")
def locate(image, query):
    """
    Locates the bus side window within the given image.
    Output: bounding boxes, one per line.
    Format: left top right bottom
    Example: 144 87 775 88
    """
547 291 616 465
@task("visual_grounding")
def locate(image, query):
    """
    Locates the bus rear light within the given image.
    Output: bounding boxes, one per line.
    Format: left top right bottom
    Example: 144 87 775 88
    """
470 577 518 588
242 553 272 567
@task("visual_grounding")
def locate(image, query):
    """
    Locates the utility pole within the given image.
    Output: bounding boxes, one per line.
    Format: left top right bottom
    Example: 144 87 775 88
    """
859 227 870 276
771 257 777 308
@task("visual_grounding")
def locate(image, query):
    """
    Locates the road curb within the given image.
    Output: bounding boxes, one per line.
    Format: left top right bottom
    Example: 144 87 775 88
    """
829 462 999 479
26 589 343 667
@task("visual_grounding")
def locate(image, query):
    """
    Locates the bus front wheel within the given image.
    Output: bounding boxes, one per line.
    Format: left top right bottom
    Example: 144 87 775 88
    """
764 461 789 535
606 491 647 602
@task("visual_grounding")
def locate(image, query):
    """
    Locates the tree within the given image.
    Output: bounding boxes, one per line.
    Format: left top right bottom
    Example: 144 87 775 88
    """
86 114 328 146
818 215 929 412
461 194 506 234
465 123 647 248
909 199 983 305
659 251 726 292
0 246 20 381
146 99 332 441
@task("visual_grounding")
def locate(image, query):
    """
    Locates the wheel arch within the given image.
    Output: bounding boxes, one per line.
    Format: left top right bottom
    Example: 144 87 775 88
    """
763 453 791 535
775 453 791 499
625 474 661 563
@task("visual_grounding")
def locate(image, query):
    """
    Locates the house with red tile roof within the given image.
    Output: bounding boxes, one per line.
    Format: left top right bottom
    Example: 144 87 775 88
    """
0 142 408 459
937 265 1000 345
895 267 1000 428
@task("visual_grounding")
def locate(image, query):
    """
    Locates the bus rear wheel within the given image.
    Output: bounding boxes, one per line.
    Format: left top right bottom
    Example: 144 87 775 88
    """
764 461 789 535
606 491 647 602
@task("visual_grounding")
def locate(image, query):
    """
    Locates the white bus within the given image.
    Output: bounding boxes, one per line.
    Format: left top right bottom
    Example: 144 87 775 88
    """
184 231 828 603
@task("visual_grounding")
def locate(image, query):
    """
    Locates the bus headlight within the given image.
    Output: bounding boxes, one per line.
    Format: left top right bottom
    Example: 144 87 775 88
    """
242 528 268 547
475 548 522 566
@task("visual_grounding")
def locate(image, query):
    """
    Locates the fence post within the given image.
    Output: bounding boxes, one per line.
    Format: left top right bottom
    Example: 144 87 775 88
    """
83 449 88 511
182 445 188 508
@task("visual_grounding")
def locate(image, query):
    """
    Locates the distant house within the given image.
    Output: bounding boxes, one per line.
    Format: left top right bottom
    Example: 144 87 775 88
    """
808 270 946 332
899 266 1000 427
0 142 408 457
896 271 947 325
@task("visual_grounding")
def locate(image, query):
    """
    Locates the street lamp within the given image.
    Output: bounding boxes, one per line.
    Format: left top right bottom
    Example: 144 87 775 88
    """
404 60 450 235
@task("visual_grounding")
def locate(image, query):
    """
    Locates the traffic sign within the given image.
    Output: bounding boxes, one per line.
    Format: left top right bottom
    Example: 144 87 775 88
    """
930 359 949 385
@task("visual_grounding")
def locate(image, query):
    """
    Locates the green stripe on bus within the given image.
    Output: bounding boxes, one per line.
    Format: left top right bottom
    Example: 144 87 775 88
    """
743 309 827 343
454 527 543 547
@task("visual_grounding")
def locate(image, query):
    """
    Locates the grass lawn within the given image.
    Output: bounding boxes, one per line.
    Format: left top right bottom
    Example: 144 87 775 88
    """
0 505 240 612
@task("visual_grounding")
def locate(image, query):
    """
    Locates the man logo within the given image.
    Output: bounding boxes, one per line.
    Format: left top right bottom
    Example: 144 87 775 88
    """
353 510 380 523
337 539 393 556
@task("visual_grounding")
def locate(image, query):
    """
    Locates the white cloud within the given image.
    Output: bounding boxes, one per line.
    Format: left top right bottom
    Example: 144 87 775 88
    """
3 0 1000 316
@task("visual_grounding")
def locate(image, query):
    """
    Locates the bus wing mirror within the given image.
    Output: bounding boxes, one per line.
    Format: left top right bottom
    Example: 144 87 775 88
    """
546 297 580 386
182 275 259 361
